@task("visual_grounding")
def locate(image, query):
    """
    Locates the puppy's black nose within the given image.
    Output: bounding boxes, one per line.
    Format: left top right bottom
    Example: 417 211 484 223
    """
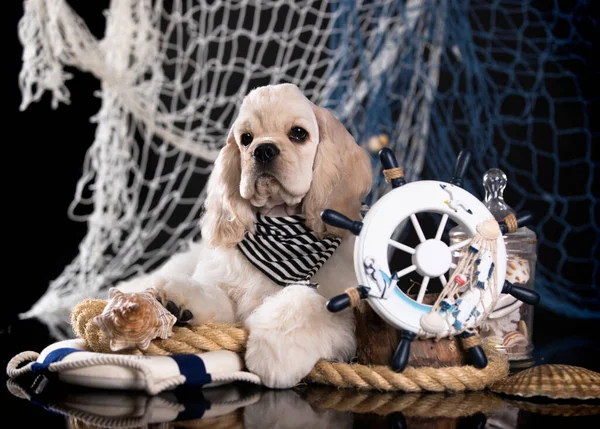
253 143 280 163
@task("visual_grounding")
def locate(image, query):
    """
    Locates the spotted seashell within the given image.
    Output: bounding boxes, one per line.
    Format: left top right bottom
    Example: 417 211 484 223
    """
505 257 530 285
491 364 600 400
93 287 177 351
502 331 529 349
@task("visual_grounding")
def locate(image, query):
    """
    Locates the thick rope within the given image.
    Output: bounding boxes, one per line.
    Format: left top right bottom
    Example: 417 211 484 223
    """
297 387 506 417
383 167 404 183
460 335 482 349
503 213 518 233
71 299 508 392
345 287 362 308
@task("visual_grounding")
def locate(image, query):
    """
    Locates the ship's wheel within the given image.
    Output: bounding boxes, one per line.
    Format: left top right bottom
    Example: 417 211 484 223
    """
321 149 540 372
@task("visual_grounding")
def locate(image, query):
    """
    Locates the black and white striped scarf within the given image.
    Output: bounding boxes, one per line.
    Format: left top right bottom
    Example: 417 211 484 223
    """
237 213 342 287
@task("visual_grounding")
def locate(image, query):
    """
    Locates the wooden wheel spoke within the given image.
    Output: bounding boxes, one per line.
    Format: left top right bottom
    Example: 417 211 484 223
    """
439 274 447 286
388 239 415 254
416 276 430 304
435 213 449 241
449 238 471 251
396 264 417 279
410 214 427 243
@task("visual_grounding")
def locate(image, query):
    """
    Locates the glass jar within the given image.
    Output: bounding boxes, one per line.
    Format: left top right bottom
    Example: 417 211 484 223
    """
449 168 537 368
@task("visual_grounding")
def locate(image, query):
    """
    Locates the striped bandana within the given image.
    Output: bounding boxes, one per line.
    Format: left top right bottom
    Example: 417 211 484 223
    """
237 213 342 287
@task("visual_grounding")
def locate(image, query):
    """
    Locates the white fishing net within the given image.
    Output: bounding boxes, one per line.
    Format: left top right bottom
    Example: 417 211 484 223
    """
18 0 433 338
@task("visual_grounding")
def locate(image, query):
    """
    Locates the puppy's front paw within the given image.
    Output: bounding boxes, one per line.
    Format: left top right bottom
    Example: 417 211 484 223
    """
155 293 194 326
243 285 356 389
245 322 320 389
149 274 235 326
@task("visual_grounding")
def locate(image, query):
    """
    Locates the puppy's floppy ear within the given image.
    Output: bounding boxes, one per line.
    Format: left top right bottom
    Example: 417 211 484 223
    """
303 104 373 238
200 128 255 248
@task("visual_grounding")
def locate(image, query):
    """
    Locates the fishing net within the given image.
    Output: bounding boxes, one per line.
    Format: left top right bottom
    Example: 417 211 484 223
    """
16 0 598 337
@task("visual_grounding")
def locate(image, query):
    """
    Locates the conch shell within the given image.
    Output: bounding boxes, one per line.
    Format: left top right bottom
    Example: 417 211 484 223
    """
93 287 177 351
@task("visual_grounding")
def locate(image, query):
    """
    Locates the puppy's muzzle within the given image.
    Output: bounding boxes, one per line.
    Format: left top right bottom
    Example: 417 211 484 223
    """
253 143 280 164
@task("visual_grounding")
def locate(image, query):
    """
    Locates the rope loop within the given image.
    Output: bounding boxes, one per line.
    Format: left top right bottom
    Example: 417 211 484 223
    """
503 213 518 234
383 167 404 183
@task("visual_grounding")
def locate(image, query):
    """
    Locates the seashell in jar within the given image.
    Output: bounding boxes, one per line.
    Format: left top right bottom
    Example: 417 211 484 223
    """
518 320 528 338
93 287 177 351
488 294 522 319
503 331 529 349
491 364 600 400
484 335 505 346
505 257 530 285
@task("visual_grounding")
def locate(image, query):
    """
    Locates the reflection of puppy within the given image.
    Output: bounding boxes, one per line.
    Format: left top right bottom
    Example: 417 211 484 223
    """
244 390 353 429
117 83 373 388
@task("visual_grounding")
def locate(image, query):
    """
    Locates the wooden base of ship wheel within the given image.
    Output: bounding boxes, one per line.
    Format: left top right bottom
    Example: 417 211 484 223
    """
354 294 468 368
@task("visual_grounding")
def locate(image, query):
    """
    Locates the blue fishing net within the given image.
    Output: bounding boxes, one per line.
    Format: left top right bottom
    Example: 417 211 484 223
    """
324 0 599 318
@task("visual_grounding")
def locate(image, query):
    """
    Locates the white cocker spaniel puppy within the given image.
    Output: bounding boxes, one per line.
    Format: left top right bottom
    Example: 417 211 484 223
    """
117 83 373 388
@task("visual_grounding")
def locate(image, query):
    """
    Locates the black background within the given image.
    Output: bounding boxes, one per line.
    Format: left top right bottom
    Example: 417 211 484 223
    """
4 1 108 327
1 2 599 428
3 0 599 367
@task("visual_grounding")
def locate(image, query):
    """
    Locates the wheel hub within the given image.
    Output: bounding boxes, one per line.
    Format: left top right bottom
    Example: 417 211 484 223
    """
412 239 452 277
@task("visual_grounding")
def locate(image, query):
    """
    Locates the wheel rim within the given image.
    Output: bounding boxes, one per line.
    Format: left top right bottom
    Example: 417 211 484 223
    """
355 180 507 337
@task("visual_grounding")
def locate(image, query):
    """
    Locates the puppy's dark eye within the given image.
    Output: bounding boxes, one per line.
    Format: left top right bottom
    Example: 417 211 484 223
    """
241 133 253 146
289 127 308 143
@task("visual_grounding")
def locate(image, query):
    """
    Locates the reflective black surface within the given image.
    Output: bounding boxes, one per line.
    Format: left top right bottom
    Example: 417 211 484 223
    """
3 318 599 429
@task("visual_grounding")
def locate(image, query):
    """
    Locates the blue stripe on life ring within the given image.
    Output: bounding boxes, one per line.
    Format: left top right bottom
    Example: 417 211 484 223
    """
31 348 83 375
171 354 212 386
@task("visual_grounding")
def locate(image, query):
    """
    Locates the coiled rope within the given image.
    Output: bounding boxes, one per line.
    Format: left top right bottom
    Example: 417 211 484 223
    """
67 299 508 392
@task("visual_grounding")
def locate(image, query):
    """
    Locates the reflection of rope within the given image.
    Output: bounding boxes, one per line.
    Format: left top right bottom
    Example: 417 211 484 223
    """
68 299 508 392
298 387 506 418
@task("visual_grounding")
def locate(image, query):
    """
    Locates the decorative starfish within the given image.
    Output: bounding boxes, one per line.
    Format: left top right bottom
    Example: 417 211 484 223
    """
440 184 473 214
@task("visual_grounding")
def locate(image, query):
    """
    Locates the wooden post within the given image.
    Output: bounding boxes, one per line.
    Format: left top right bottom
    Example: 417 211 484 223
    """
353 294 468 367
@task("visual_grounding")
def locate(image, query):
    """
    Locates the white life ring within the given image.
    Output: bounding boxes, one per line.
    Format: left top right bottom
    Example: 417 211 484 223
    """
7 339 262 395
7 367 261 427
355 180 507 339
